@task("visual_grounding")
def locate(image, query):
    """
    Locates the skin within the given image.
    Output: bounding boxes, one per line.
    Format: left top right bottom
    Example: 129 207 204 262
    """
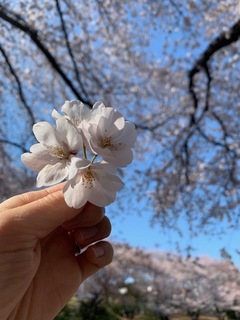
0 184 113 320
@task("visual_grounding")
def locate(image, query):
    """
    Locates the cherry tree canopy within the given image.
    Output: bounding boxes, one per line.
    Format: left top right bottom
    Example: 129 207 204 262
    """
80 243 240 318
0 0 240 233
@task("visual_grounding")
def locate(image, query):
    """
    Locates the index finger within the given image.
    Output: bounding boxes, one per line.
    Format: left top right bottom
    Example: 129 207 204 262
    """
0 186 85 242
0 183 65 210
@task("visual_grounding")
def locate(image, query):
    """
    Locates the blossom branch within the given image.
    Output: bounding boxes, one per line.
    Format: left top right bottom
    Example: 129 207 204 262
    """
189 18 240 125
182 19 240 183
55 0 90 102
0 5 92 106
0 43 35 127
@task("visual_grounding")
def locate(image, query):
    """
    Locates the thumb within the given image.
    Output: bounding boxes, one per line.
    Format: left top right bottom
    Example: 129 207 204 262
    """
78 241 114 282
1 185 85 240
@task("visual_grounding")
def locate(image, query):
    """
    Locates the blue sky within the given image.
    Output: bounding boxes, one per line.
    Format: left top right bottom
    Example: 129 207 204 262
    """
108 199 240 267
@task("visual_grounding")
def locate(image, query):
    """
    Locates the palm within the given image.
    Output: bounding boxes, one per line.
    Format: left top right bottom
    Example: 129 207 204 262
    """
8 228 82 319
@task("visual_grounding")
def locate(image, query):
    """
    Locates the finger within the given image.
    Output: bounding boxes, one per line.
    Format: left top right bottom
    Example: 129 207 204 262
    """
1 191 103 240
0 184 64 209
73 216 111 248
77 241 114 281
63 203 105 229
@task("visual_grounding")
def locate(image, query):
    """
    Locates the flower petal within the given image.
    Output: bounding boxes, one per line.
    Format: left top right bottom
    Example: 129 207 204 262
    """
33 122 59 147
61 100 91 128
21 144 53 171
88 101 105 121
56 117 82 153
103 147 133 167
68 157 90 179
88 182 116 206
81 106 136 167
63 161 124 208
117 122 137 146
63 178 89 208
52 109 62 120
36 162 69 187
97 161 118 174
103 173 125 192
88 172 123 206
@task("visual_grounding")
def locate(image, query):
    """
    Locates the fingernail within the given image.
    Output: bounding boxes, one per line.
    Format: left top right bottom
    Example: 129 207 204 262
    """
80 227 98 241
93 245 105 258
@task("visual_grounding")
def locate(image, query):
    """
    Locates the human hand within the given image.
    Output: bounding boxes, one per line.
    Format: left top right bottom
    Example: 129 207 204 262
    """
0 184 113 320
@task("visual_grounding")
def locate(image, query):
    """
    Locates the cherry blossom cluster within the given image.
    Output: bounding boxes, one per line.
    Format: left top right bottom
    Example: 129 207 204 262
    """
21 100 137 208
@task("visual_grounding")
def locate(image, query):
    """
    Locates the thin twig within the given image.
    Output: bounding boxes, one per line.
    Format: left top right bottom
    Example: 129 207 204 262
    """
0 139 28 153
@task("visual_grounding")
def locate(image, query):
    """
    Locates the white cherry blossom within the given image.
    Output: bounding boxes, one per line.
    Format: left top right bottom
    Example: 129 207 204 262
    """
22 100 136 208
52 100 105 130
82 107 137 167
21 117 82 187
63 158 124 208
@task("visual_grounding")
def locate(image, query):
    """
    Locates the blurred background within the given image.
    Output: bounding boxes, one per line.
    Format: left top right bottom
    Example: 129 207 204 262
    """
0 1 240 319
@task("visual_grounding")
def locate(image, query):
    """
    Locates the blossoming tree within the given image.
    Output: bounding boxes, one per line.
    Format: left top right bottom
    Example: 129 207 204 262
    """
80 243 240 319
0 0 240 234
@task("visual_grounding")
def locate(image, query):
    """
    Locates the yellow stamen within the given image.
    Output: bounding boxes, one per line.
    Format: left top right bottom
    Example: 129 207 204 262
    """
102 137 113 149
82 167 95 189
48 146 70 159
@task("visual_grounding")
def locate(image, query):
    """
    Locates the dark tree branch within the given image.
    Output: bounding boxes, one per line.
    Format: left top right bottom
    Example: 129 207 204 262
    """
0 43 35 127
183 19 240 183
189 18 240 118
55 0 90 101
0 139 28 153
0 5 92 106
135 116 176 132
191 19 240 75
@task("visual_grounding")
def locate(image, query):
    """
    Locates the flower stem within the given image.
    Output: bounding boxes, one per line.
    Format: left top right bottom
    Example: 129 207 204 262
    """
83 144 87 159
91 154 98 163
